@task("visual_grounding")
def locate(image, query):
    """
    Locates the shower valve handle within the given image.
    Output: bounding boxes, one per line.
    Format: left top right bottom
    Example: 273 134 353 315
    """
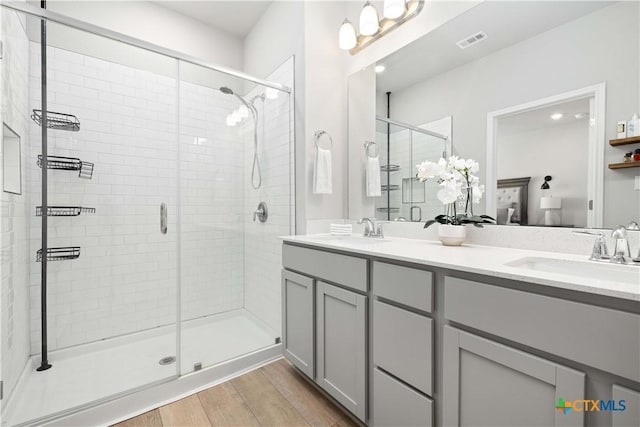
253 202 268 223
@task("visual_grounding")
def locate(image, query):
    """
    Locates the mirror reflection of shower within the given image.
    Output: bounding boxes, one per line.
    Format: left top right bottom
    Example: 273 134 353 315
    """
220 86 279 190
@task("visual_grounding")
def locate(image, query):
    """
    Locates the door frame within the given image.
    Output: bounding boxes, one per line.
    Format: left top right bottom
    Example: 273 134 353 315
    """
485 82 606 228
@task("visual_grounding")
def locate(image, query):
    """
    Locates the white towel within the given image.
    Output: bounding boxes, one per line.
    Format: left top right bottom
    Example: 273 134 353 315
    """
313 148 332 194
330 224 353 236
366 156 381 197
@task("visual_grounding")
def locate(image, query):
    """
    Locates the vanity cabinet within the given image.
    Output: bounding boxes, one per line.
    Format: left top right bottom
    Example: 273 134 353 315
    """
281 244 368 422
443 325 586 427
282 241 640 427
281 270 314 378
317 281 367 420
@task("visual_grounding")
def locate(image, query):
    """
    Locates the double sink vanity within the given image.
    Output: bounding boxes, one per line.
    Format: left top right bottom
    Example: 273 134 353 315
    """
280 234 640 427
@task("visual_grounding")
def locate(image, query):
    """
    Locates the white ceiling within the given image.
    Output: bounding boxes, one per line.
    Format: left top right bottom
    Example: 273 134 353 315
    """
498 98 591 137
376 1 612 93
153 1 272 38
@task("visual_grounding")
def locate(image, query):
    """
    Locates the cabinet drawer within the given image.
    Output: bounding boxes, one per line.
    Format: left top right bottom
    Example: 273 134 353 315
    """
373 261 433 312
283 244 367 292
373 300 433 395
445 276 640 382
373 368 433 427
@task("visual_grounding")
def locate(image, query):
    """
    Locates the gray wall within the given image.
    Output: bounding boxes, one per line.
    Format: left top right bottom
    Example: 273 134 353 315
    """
383 1 639 227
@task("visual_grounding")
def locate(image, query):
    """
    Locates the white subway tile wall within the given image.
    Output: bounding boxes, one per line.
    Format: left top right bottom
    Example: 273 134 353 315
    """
179 81 245 319
25 45 293 352
28 44 179 352
1 8 33 400
242 58 294 335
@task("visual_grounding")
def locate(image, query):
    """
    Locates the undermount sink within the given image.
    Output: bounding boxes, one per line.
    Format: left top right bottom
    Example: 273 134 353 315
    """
505 257 640 285
311 235 391 245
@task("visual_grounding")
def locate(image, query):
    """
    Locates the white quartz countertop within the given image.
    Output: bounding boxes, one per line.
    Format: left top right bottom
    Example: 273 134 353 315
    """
281 234 640 302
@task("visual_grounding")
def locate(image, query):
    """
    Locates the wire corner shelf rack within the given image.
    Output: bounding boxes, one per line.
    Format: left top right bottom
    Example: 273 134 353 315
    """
31 109 80 132
36 247 81 262
37 155 94 179
36 206 96 217
380 164 401 172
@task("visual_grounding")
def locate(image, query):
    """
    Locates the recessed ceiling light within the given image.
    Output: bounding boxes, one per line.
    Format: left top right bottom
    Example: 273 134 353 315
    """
375 64 386 73
550 113 563 121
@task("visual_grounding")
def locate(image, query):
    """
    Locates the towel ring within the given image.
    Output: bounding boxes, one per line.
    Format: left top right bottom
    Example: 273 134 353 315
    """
314 130 332 150
364 141 379 158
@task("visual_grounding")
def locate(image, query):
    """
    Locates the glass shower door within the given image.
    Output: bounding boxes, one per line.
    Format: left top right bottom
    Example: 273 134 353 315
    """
178 59 293 374
1 12 180 426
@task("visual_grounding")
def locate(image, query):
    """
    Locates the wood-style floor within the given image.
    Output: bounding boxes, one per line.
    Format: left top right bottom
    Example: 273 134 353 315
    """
113 359 360 427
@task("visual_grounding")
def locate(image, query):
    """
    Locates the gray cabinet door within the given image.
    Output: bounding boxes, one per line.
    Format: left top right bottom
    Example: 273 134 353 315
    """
282 270 314 378
316 281 367 421
443 325 585 427
612 385 640 427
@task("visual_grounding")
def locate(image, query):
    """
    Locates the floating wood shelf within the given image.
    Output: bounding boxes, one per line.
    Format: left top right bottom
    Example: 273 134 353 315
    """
608 161 640 170
609 135 640 146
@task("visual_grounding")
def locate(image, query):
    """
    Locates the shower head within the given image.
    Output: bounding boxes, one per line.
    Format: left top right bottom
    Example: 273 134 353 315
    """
219 86 234 95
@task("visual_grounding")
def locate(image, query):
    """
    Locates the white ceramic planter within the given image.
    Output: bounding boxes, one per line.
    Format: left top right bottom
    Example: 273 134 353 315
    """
438 224 466 246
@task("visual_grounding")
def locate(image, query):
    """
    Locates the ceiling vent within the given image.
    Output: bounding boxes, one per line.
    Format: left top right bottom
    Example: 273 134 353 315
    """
456 31 488 49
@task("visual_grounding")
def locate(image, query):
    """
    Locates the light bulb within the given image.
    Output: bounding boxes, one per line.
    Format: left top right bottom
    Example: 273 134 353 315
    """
359 2 380 36
232 109 242 122
226 115 236 127
383 0 406 19
374 65 386 73
550 113 563 121
338 19 357 50
238 105 249 118
265 87 279 100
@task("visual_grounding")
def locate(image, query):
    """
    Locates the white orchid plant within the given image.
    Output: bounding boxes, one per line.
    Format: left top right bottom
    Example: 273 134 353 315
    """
416 156 495 228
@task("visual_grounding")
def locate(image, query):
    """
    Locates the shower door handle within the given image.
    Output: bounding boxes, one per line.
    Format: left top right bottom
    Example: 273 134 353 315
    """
160 203 167 234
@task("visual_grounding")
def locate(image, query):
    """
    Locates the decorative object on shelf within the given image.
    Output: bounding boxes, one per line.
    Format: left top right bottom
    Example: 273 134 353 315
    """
31 109 80 132
627 113 639 137
416 156 494 246
36 247 80 262
540 175 552 190
617 120 627 138
540 196 562 226
37 155 94 179
624 152 633 162
36 206 95 216
634 148 640 161
339 0 425 54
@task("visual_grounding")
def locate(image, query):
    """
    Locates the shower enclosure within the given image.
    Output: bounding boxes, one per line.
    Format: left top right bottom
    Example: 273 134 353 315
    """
374 116 449 222
0 4 294 426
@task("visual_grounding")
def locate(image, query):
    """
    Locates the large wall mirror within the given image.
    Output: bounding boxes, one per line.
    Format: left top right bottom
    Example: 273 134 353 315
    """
3 123 22 195
347 1 639 229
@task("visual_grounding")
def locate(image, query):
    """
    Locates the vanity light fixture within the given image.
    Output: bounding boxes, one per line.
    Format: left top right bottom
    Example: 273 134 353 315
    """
339 0 425 55
384 0 407 19
374 64 386 73
550 112 564 120
359 2 380 36
339 19 358 50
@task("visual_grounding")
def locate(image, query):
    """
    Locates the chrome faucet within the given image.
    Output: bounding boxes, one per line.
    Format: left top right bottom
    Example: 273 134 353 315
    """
611 225 631 264
358 217 384 238
573 230 609 261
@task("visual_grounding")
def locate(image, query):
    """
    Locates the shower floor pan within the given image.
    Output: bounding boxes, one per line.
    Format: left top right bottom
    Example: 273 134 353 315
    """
2 309 278 427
